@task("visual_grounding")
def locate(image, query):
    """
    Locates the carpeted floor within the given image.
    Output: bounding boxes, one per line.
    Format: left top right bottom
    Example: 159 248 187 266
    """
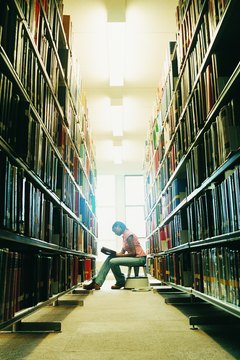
0 276 240 360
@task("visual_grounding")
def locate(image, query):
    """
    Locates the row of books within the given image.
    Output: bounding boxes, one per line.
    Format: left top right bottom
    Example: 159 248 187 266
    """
0 87 92 219
146 1 206 170
145 3 239 207
58 67 85 139
180 18 212 111
148 244 240 306
146 103 175 183
200 246 239 305
145 175 187 237
0 0 98 327
181 49 232 122
176 0 229 72
145 201 162 236
59 17 96 165
17 0 61 50
0 249 95 323
148 252 192 288
147 164 240 251
145 184 164 231
147 42 178 154
145 0 240 314
204 100 240 174
0 80 97 239
168 209 188 248
7 12 59 109
180 16 239 138
145 94 240 220
56 164 97 233
159 42 178 121
38 18 60 95
187 13 211 87
144 175 155 213
176 0 203 69
52 11 98 227
0 72 96 221
186 99 240 196
1 1 96 189
170 55 233 162
57 14 97 188
52 206 97 253
57 123 95 202
192 246 240 306
146 225 170 255
145 114 189 209
0 67 59 150
0 152 97 251
188 48 231 119
188 166 240 241
145 140 181 213
18 0 61 84
186 142 205 195
146 207 188 254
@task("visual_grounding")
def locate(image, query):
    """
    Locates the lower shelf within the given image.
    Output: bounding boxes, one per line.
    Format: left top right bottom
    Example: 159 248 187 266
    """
192 289 240 319
10 321 62 333
0 284 83 333
159 282 240 321
156 282 240 330
189 314 240 330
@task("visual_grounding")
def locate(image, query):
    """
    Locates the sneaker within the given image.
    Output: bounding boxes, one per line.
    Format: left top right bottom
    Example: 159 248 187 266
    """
83 281 101 290
111 284 124 289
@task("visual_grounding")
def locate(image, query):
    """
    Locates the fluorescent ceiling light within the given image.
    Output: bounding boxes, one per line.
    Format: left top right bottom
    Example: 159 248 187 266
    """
110 105 123 136
108 22 125 86
113 145 122 164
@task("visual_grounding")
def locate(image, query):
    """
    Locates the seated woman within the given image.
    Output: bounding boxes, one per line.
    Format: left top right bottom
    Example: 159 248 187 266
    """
83 221 146 290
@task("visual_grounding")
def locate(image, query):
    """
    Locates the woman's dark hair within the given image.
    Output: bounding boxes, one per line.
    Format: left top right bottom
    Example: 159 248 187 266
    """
112 221 127 232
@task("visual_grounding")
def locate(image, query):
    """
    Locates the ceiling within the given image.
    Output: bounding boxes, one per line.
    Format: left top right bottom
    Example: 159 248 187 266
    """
63 0 178 175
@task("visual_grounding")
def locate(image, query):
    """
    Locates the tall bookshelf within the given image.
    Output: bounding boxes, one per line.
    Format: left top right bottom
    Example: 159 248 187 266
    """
0 0 97 330
145 0 240 320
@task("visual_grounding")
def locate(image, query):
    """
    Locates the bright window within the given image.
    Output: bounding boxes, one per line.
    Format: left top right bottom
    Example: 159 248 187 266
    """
125 175 144 205
125 206 145 238
125 175 146 238
96 175 115 207
96 175 115 239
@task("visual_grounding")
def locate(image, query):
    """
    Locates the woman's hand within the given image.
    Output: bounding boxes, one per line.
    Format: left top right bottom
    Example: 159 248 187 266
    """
116 252 124 257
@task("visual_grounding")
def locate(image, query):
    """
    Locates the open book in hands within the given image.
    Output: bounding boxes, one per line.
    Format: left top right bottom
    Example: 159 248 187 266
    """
100 247 117 257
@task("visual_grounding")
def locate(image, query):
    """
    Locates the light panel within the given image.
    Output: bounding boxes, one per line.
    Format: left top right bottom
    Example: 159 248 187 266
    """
110 105 123 136
113 145 122 164
108 22 125 86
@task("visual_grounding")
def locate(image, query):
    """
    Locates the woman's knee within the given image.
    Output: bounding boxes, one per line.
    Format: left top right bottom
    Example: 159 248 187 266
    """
109 258 117 266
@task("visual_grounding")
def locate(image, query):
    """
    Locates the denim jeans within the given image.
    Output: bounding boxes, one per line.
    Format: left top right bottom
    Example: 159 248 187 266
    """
94 255 146 286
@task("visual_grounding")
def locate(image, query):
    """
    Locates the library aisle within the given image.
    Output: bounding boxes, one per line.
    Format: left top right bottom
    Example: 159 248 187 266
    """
0 277 239 360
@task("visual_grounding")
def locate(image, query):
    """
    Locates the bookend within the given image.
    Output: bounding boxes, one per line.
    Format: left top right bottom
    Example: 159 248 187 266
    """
1 296 84 333
157 287 240 330
164 293 197 305
189 314 240 330
0 285 86 334
155 286 183 293
9 320 62 333
51 286 94 306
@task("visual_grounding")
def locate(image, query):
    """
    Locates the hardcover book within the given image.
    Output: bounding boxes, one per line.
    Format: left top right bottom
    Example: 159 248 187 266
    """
100 247 116 257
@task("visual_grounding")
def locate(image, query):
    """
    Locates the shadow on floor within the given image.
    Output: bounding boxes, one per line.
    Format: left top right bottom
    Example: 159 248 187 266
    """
0 290 90 360
156 289 240 360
